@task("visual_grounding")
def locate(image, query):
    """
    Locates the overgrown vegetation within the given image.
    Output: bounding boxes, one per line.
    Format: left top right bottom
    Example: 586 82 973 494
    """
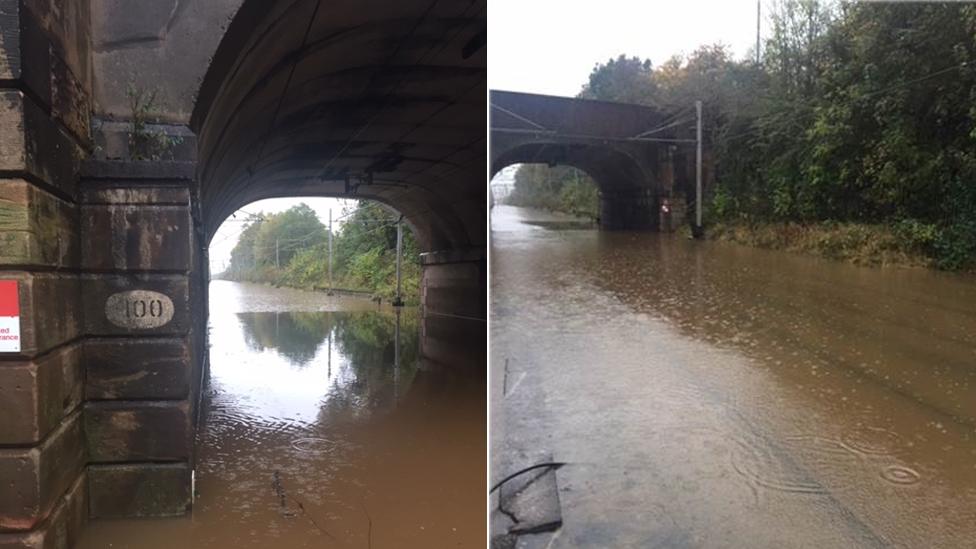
506 164 600 219
220 202 421 304
708 221 932 268
126 85 183 161
515 1 976 270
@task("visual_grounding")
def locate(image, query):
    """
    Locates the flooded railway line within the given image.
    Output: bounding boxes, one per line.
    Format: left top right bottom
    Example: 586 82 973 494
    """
490 205 976 548
77 281 485 548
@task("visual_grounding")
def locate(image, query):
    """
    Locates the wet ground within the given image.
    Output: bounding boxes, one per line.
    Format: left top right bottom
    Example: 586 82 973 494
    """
79 281 485 548
490 205 976 548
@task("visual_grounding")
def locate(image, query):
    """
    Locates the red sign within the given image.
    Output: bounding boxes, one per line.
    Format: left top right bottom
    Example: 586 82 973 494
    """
0 281 19 317
0 281 21 352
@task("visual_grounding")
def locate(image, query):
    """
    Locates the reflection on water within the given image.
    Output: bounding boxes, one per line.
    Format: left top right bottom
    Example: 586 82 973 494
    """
78 281 484 548
211 309 419 436
491 205 976 548
237 309 418 370
230 310 419 418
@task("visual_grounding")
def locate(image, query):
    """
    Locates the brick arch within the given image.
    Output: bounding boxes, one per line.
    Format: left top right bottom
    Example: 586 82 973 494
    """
491 141 665 231
191 0 486 253
490 141 654 193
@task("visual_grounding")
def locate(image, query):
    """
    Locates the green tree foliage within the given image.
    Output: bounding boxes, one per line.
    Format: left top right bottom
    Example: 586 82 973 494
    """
228 216 263 275
579 55 658 105
330 201 421 302
224 202 422 302
510 1 976 269
507 164 600 219
753 1 976 267
253 204 327 267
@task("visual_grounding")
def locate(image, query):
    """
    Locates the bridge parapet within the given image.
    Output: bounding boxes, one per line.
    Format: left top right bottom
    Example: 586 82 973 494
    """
491 90 668 138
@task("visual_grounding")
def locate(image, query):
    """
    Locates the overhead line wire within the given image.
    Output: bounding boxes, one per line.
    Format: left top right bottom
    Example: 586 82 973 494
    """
721 60 971 143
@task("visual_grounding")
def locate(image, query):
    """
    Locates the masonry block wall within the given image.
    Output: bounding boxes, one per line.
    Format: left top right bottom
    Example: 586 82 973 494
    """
419 250 487 369
1 2 210 546
78 164 200 521
0 1 93 547
599 188 660 231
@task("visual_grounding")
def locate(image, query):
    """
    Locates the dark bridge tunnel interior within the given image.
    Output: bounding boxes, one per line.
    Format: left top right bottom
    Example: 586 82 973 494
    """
191 0 487 253
491 142 666 230
490 142 653 193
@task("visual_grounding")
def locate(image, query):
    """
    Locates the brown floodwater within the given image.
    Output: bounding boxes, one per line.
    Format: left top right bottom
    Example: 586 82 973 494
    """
78 281 485 548
490 205 976 547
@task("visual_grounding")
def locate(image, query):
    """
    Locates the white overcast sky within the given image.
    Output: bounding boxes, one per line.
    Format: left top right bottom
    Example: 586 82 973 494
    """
213 1 764 266
489 0 763 96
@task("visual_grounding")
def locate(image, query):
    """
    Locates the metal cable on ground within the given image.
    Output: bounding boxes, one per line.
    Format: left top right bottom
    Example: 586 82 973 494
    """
489 462 567 494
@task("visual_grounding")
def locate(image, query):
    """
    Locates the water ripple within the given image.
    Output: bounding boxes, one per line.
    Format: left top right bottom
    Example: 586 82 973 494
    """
840 426 904 456
881 465 920 485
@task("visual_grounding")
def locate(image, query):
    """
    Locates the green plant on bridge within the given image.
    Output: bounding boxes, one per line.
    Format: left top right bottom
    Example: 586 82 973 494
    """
126 84 184 161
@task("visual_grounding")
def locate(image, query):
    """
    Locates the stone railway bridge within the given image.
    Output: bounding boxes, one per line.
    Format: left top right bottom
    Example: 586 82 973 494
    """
490 90 712 230
0 0 485 545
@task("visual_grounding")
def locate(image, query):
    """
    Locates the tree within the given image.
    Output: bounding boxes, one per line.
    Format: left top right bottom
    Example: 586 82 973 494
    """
510 2 976 268
579 55 658 105
253 204 327 267
225 201 424 301
228 216 264 276
508 164 599 218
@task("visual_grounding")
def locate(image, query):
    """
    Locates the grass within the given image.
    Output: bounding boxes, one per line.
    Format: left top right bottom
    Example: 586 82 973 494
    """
706 221 936 269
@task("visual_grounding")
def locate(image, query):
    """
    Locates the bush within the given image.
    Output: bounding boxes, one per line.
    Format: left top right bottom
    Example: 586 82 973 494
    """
933 219 976 270
892 219 939 255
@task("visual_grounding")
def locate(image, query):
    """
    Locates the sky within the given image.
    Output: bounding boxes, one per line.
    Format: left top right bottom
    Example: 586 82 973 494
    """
489 0 763 97
209 197 355 275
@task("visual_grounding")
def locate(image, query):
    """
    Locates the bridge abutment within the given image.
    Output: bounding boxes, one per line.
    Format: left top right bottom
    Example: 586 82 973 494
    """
78 159 204 521
599 189 660 231
419 249 487 369
0 0 94 546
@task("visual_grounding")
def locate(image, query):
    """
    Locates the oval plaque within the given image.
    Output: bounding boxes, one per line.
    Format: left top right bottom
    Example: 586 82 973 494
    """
105 290 174 329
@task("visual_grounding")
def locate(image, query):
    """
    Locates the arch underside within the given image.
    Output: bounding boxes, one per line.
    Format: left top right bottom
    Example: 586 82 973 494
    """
192 0 487 252
491 141 656 195
492 140 667 230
